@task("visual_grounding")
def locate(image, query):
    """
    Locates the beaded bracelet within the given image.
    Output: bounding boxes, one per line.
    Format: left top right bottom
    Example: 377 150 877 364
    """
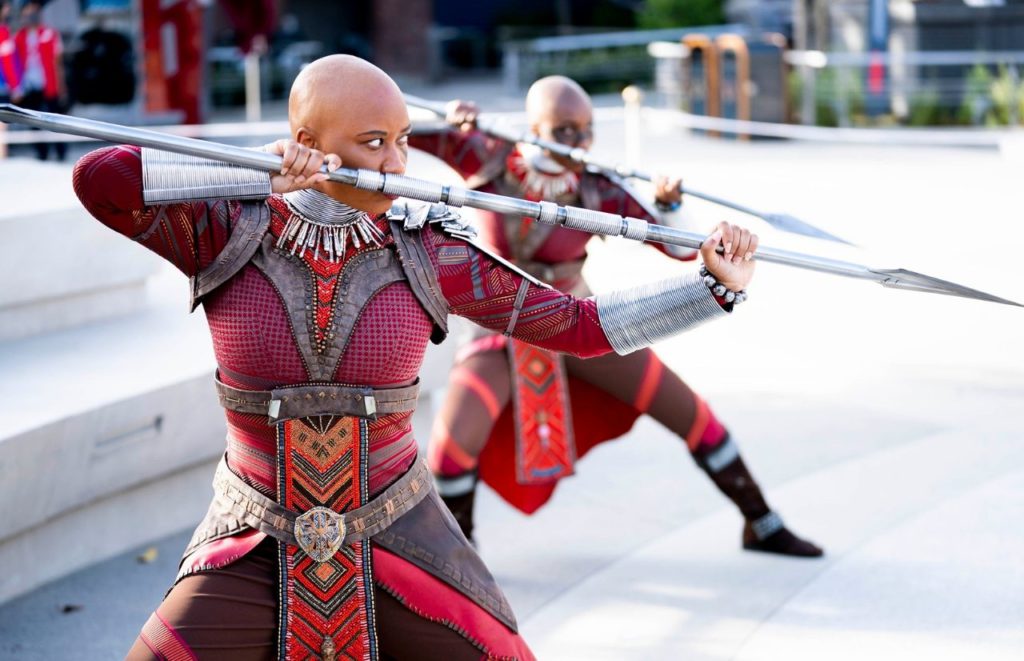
655 199 682 212
700 264 748 305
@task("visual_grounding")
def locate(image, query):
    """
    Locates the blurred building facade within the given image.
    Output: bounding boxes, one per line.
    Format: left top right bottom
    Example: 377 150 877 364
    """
22 0 1024 126
31 0 648 124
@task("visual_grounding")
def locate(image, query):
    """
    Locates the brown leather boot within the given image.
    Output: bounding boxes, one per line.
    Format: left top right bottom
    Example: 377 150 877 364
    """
435 471 478 543
695 436 823 558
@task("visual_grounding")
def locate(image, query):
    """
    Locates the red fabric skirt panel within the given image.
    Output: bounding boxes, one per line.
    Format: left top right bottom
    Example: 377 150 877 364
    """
478 375 642 514
372 547 535 661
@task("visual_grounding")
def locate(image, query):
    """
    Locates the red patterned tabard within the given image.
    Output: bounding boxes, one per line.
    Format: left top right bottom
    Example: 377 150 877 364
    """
509 340 576 485
279 415 376 661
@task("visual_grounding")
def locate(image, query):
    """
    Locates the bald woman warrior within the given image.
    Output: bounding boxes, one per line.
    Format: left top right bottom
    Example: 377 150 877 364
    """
73 56 757 659
411 76 822 560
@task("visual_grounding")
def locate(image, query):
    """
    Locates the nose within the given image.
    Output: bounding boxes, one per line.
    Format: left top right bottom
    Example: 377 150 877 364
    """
380 144 406 175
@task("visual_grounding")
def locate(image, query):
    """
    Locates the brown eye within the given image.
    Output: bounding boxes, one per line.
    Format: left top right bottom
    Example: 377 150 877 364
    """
366 138 383 149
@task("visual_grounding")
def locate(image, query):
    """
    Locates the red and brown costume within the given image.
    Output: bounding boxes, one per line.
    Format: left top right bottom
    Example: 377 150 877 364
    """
72 144 660 660
410 128 822 559
0 23 21 98
14 20 66 160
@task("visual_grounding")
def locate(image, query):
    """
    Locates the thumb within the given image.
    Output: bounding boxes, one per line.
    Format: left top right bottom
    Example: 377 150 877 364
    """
700 230 722 265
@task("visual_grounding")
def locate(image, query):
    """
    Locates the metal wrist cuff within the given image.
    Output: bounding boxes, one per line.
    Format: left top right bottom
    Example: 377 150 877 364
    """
142 148 272 204
751 511 785 540
595 271 727 355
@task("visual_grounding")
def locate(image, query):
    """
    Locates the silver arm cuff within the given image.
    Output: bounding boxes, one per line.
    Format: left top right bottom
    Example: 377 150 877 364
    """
595 271 727 355
142 148 272 204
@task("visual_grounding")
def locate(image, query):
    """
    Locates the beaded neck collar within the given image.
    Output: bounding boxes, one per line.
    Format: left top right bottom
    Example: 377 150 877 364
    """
277 189 385 261
511 144 580 201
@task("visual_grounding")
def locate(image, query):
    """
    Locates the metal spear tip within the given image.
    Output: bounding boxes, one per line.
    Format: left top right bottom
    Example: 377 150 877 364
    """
0 103 32 121
871 268 1023 307
763 212 856 246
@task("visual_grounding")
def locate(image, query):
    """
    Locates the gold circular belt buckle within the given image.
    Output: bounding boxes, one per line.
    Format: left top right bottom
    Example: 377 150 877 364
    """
294 506 346 563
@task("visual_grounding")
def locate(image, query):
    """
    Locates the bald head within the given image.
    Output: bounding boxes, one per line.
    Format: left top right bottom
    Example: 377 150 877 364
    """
289 54 405 136
525 76 593 171
526 76 592 124
287 55 411 214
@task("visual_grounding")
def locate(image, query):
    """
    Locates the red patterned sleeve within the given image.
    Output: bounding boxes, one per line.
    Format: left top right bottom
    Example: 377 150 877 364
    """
72 145 243 277
408 128 511 183
424 226 614 358
595 175 698 262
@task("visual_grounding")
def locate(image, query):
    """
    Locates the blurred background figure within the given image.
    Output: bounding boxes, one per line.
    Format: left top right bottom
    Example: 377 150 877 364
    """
67 16 134 106
0 0 19 104
15 0 67 160
0 0 18 159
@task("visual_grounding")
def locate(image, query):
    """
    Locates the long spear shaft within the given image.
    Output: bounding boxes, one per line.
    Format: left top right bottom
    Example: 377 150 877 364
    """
1 104 1017 307
404 93 853 245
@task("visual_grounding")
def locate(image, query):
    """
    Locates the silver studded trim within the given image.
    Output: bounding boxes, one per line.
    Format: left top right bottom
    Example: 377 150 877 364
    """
595 271 727 355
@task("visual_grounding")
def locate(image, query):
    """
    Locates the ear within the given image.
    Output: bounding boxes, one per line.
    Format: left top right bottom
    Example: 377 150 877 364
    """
295 127 318 149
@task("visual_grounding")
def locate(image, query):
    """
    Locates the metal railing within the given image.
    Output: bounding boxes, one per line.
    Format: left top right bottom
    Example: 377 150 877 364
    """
501 24 745 92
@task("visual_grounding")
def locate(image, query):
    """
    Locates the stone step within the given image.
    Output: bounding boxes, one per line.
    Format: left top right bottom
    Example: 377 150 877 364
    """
0 268 221 603
0 262 455 604
0 159 160 342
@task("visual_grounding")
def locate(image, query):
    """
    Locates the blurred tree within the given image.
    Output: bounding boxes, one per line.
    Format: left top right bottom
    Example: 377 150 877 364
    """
989 66 1024 126
958 64 993 125
637 0 724 29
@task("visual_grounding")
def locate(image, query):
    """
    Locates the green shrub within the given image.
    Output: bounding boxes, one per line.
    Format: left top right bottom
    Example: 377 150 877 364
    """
637 0 725 29
989 65 1024 126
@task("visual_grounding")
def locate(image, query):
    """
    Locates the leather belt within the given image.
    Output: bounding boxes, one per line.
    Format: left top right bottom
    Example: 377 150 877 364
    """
212 455 431 561
214 375 420 421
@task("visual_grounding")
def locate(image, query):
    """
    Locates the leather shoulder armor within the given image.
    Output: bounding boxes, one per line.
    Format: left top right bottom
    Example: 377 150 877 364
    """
390 200 550 290
387 202 451 344
189 200 270 312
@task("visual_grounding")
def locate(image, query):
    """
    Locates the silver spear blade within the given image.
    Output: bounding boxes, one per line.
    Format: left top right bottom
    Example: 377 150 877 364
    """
761 212 856 246
675 185 855 246
870 268 1023 307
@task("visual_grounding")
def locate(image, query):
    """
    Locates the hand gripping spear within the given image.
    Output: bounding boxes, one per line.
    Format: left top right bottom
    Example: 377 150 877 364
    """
0 104 1017 307
403 93 853 246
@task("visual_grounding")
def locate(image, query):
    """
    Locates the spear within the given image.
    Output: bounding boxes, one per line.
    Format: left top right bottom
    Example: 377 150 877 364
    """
404 93 853 245
0 104 1016 307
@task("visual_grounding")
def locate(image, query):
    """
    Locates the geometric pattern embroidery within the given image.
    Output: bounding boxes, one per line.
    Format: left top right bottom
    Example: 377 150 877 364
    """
509 339 577 485
278 416 377 661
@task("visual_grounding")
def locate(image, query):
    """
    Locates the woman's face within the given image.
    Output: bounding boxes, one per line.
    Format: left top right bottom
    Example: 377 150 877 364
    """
531 94 594 173
298 84 411 217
